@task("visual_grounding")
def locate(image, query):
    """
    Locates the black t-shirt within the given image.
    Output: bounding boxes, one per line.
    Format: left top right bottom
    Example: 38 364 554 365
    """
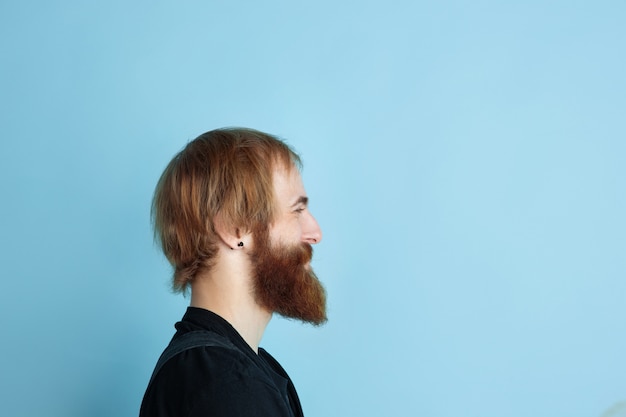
139 307 304 417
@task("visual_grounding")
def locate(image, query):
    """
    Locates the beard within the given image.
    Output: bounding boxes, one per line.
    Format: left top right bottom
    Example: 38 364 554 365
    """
249 229 327 326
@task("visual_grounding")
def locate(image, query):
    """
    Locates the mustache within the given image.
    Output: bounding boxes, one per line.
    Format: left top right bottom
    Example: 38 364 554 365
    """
293 243 313 264
268 243 313 277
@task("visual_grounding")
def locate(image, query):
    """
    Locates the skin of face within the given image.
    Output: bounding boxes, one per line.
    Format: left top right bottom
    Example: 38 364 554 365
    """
269 165 322 249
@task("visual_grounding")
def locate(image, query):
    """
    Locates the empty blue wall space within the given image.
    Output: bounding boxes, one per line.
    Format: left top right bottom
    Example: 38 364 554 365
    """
1 2 625 416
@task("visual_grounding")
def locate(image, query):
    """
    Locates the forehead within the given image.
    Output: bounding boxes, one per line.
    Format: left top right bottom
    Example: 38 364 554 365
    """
272 164 305 204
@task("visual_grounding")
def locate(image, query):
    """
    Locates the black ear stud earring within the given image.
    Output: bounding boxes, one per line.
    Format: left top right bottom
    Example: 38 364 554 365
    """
237 242 244 247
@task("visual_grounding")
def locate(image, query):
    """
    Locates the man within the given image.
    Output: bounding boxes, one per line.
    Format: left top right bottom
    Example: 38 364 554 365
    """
139 128 327 417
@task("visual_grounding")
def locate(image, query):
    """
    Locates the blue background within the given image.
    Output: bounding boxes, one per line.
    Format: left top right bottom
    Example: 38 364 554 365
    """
1 1 625 416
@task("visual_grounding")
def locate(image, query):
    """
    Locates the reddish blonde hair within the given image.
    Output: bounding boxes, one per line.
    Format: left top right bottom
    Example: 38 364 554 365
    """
152 128 301 293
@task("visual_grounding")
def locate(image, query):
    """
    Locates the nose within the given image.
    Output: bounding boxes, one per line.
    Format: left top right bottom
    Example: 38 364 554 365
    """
302 212 323 244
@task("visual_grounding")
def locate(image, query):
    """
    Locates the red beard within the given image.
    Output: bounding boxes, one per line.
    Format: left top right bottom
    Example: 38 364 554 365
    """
249 229 327 325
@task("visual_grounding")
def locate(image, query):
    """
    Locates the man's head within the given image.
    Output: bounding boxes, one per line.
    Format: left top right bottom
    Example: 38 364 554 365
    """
152 128 326 324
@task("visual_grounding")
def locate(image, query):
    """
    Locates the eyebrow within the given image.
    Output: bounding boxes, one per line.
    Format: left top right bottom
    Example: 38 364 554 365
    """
291 196 309 208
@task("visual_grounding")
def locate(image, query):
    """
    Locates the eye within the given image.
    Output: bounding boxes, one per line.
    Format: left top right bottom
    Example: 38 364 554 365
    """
294 207 305 214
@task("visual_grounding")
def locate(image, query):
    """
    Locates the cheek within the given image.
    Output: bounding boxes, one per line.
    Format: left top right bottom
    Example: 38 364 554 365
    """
269 219 301 243
279 222 304 244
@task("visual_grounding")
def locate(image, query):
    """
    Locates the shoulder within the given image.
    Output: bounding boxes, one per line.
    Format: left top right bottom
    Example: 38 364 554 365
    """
165 341 253 382
156 331 263 387
141 339 291 417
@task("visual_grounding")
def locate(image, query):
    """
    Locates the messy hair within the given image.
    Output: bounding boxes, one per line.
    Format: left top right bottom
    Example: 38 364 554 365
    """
152 128 301 293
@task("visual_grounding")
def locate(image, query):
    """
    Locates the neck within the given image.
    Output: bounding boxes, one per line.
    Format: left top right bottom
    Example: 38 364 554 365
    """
189 255 271 353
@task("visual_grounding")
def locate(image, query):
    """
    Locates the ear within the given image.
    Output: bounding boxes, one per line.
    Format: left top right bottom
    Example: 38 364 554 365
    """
214 212 251 250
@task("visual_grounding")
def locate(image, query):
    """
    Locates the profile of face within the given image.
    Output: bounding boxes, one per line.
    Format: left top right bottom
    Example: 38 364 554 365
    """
249 166 327 325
